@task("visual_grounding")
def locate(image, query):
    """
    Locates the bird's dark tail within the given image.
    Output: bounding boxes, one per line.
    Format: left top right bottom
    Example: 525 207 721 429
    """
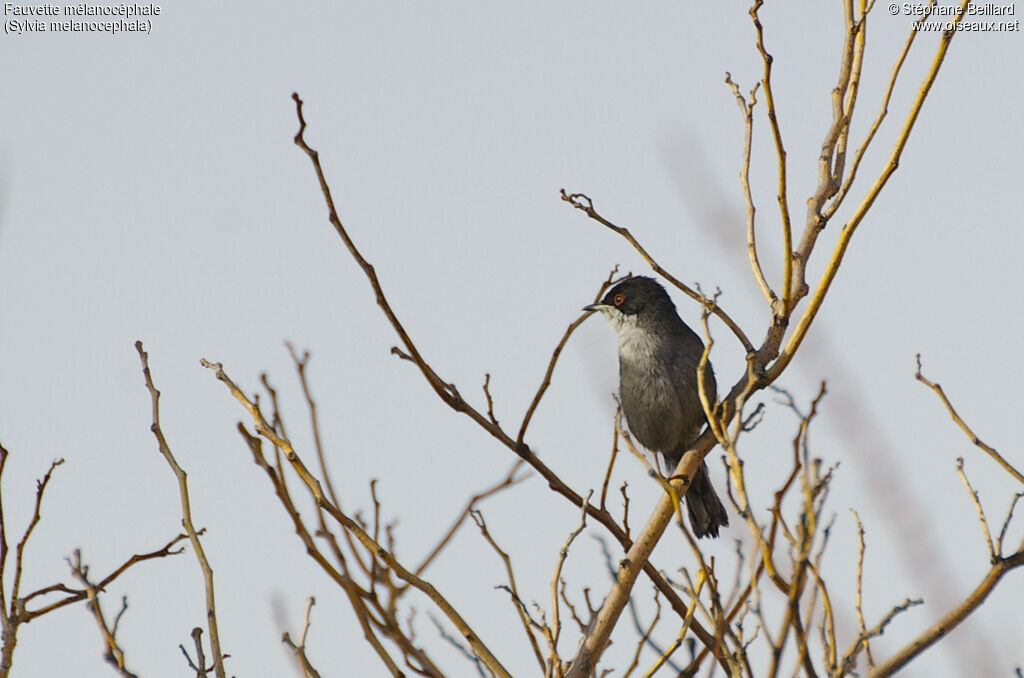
684 460 729 539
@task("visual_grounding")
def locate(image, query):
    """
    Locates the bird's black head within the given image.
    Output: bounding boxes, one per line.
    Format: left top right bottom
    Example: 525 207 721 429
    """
585 276 676 319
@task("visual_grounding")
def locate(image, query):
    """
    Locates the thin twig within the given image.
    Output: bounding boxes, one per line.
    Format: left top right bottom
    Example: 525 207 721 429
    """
955 458 995 561
622 590 661 678
915 355 1024 485
471 510 546 673
869 544 1024 677
749 0 794 313
725 73 773 306
996 493 1024 557
282 597 323 678
69 551 140 678
599 403 622 511
560 190 754 354
416 461 528 576
519 267 622 443
551 491 592 666
769 1 971 380
203 357 512 678
236 427 408 676
136 341 227 678
11 458 58 605
851 510 874 667
21 534 187 619
823 0 934 222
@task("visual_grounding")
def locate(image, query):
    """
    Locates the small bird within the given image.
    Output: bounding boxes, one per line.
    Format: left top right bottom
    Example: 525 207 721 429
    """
585 276 728 538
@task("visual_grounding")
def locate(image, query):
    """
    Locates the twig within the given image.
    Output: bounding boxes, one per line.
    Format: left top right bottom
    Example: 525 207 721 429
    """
558 579 588 634
551 491 592 665
180 627 208 677
823 1 933 221
850 510 874 668
839 597 923 676
286 343 344 512
8 455 65 624
428 614 490 678
620 482 631 540
955 458 995 561
483 373 500 427
599 403 622 511
471 510 546 672
615 416 684 528
203 357 513 678
622 590 661 678
416 460 528 576
518 269 621 442
22 534 187 619
563 438 715 678
68 551 139 678
560 190 754 354
136 341 227 678
643 572 705 678
282 597 323 678
997 493 1024 557
749 0 794 313
724 73 773 306
236 427 408 677
768 0 972 380
810 0 867 224
0 446 187 678
915 355 1024 485
280 350 373 584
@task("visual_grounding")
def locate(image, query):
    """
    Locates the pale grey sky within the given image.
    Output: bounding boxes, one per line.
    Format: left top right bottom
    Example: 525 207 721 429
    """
1 2 1021 676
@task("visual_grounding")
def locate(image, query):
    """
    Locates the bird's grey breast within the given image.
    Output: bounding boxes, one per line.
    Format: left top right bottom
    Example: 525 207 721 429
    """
616 321 685 453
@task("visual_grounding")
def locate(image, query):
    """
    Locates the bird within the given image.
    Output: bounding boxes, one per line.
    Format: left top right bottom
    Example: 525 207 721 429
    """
585 275 728 538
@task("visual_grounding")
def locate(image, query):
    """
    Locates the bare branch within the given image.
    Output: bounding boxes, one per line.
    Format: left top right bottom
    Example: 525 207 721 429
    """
286 343 344 513
599 403 622 512
915 355 1024 485
749 0 794 313
519 270 620 443
997 493 1024 558
136 341 227 678
851 510 874 669
482 373 500 427
428 614 491 678
724 72 773 306
836 598 923 676
282 597 323 678
290 92 728 665
955 458 996 561
22 534 187 619
416 461 528 576
823 1 934 222
769 1 972 380
551 491 592 665
203 357 512 678
471 510 546 673
68 551 140 678
560 190 754 354
10 457 65 614
621 590 661 678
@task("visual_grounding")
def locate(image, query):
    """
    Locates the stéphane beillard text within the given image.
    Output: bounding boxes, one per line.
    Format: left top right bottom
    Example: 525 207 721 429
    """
901 2 1016 15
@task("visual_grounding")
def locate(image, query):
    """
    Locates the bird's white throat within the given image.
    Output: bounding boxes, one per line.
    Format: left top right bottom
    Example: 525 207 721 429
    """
603 312 659 365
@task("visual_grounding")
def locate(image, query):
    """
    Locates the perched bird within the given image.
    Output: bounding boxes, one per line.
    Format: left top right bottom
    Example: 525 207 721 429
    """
585 276 728 538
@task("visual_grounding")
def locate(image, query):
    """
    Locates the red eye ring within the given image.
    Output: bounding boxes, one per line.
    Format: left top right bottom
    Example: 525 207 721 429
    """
613 293 626 306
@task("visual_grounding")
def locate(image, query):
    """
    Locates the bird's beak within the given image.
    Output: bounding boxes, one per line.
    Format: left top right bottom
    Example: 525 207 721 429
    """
583 303 609 313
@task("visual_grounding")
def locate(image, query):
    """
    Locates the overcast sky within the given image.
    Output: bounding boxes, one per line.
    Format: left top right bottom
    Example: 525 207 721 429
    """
1 2 1022 676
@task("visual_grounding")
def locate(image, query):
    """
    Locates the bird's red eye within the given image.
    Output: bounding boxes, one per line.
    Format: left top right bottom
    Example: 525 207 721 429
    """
613 293 626 306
